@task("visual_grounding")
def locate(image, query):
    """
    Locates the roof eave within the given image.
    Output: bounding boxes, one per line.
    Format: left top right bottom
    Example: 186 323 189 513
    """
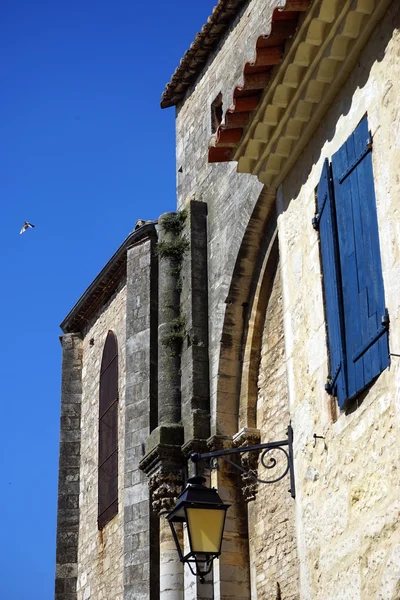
161 0 250 109
60 223 158 334
211 0 392 188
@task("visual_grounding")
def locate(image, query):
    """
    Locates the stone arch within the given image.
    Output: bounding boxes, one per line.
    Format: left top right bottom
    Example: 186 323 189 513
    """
238 233 279 431
215 186 277 437
214 185 300 600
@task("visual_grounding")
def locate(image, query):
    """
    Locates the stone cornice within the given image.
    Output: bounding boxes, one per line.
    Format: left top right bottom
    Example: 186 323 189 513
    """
211 0 392 188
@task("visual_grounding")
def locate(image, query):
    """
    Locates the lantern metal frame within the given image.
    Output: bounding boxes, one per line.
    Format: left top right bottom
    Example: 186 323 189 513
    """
167 475 230 582
167 424 295 582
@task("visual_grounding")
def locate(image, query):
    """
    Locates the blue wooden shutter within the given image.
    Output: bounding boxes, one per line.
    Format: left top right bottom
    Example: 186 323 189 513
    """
317 159 347 406
331 116 389 401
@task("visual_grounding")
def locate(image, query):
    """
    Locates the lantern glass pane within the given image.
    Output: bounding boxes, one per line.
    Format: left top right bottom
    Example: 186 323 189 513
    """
169 520 185 559
186 508 225 554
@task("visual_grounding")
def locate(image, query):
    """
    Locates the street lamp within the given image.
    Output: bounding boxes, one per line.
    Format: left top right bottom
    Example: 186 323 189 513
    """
167 475 230 582
167 424 295 582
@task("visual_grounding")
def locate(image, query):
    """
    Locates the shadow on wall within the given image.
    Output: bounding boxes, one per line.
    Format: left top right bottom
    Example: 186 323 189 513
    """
282 3 400 209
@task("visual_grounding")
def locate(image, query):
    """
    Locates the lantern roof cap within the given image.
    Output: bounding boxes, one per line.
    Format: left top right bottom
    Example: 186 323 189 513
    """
168 476 230 521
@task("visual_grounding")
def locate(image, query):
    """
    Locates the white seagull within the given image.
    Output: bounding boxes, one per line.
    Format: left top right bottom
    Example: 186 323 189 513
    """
20 221 35 234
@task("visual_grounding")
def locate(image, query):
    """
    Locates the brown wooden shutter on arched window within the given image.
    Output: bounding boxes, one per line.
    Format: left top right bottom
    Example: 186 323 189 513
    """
98 330 119 529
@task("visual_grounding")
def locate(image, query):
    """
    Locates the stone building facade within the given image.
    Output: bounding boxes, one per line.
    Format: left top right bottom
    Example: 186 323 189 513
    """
55 1 400 599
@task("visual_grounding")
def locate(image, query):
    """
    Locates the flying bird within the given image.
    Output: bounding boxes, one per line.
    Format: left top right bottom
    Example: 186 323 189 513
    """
19 221 35 234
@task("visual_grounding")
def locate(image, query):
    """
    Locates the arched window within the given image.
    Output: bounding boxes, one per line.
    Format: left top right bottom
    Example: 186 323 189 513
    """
98 330 119 529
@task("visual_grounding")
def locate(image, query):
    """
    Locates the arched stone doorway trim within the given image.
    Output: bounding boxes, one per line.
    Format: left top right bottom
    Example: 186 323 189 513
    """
214 186 277 437
238 232 279 431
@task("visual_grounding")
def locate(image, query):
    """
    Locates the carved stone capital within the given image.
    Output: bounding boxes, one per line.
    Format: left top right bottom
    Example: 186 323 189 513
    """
233 428 261 503
139 442 184 516
182 438 209 458
204 434 236 477
182 438 210 477
206 434 233 452
148 470 183 516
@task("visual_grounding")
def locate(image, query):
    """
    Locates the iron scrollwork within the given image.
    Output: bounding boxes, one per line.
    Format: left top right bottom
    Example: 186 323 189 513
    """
190 424 295 499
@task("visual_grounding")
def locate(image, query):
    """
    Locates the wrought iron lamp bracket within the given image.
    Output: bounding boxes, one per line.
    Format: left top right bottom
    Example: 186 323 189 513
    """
190 424 295 499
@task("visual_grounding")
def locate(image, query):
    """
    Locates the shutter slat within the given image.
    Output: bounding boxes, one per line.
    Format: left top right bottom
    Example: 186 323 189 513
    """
333 123 364 398
346 129 367 395
359 287 373 382
317 159 347 406
98 402 118 464
367 312 381 377
356 129 389 373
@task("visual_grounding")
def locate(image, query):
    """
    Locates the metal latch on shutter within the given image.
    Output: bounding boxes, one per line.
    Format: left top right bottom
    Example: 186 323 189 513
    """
352 309 390 362
338 136 373 184
325 362 341 395
312 192 328 231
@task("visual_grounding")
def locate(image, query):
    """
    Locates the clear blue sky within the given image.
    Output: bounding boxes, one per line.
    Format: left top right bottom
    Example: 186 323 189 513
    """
0 1 216 598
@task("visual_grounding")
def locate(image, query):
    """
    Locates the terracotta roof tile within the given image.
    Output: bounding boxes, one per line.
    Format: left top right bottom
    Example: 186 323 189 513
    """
208 0 310 162
161 0 249 109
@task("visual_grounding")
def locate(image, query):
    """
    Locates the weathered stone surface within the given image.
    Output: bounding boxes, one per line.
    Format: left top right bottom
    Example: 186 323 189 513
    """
180 200 211 444
55 333 82 600
249 264 299 600
124 238 159 600
76 280 127 600
277 5 400 598
175 3 286 441
158 212 182 427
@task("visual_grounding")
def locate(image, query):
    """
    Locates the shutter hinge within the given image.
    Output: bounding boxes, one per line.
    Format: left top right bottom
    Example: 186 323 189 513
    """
312 192 328 231
339 136 373 183
325 363 341 395
382 308 390 328
352 310 390 362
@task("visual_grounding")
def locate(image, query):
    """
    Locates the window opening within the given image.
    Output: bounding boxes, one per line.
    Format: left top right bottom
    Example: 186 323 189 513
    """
211 93 223 134
98 330 119 529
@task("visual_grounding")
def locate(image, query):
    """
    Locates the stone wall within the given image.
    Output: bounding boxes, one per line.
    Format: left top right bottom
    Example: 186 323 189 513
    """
249 263 299 600
175 0 284 438
124 238 159 600
55 333 83 600
76 280 127 600
277 4 400 598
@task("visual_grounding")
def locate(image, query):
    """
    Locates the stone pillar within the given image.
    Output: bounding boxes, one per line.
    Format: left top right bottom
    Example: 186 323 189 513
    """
124 234 159 600
148 472 185 600
177 200 213 600
55 333 82 600
158 212 182 426
140 212 186 600
180 200 210 444
140 449 184 600
233 429 262 600
160 518 184 600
